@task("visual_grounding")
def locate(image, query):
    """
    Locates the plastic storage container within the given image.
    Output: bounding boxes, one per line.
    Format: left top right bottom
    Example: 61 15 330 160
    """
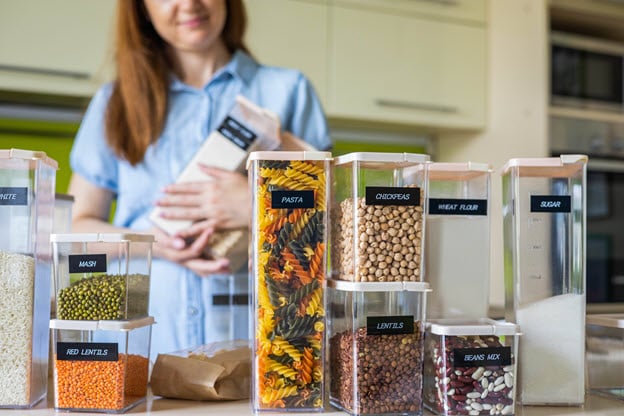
423 319 521 416
332 152 430 282
54 193 74 234
248 151 331 412
502 155 587 405
0 148 57 408
50 316 154 413
586 314 624 401
51 233 154 321
426 162 491 319
328 280 430 415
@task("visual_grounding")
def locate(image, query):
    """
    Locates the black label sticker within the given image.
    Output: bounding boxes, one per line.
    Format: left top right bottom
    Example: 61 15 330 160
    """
217 116 257 150
530 195 571 213
453 347 512 367
57 342 118 361
365 187 420 206
271 190 315 209
0 187 27 206
367 316 414 335
68 254 107 274
428 198 488 215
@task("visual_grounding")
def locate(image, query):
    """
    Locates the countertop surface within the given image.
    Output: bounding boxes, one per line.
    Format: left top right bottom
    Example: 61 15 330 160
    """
4 392 624 416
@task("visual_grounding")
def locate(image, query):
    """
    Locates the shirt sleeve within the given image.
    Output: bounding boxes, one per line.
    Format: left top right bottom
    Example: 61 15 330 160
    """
70 84 119 194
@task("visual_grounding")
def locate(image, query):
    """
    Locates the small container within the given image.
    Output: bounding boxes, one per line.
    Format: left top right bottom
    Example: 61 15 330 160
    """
586 314 624 401
51 233 154 321
328 280 430 415
248 151 331 412
50 316 154 413
423 319 521 416
331 152 430 282
502 155 587 405
0 148 57 408
426 162 492 319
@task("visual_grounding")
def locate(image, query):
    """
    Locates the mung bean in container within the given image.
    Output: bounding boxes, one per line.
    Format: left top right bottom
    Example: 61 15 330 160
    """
331 152 429 282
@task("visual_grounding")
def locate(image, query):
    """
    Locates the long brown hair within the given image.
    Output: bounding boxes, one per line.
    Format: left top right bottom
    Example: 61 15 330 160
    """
106 0 249 165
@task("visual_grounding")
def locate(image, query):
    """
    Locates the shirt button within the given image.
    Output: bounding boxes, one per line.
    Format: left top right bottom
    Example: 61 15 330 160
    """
188 307 198 316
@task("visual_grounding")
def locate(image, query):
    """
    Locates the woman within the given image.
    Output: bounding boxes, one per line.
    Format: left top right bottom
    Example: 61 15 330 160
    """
69 0 331 356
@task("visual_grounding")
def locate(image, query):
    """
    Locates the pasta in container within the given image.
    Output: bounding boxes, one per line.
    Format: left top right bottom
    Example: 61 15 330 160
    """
247 151 331 412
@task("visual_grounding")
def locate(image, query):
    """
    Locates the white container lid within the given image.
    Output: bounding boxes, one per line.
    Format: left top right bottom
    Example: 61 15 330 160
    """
501 154 587 176
586 314 624 328
51 233 155 243
333 152 430 166
428 162 492 181
327 279 431 293
246 151 332 170
0 148 59 169
50 316 155 331
428 318 521 336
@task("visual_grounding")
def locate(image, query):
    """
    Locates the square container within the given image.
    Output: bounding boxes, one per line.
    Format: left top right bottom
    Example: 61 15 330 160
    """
423 319 521 416
248 151 331 412
332 152 430 282
51 233 154 321
502 155 587 405
328 280 430 415
426 162 491 319
586 314 624 401
0 148 57 408
50 317 154 413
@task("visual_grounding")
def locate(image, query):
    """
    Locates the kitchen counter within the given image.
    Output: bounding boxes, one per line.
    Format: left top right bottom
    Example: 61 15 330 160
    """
5 392 624 416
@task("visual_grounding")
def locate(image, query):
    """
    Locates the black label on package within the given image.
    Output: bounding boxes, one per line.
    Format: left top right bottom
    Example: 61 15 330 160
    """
428 198 488 216
68 254 107 274
530 195 571 213
365 187 420 206
57 342 118 361
271 190 315 209
0 187 27 206
217 116 257 150
453 347 512 367
367 316 414 335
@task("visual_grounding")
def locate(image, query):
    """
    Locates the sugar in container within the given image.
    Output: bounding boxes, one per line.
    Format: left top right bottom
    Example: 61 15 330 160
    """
51 233 154 321
247 151 331 412
502 155 587 405
332 152 430 282
426 162 491 319
0 149 57 408
586 314 624 402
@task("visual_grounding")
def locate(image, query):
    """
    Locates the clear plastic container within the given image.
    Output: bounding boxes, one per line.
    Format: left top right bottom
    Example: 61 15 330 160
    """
328 280 430 415
54 193 74 234
50 316 154 413
502 155 587 405
426 162 491 319
586 314 624 401
51 233 154 321
423 319 521 416
0 148 57 408
247 151 331 412
332 152 430 282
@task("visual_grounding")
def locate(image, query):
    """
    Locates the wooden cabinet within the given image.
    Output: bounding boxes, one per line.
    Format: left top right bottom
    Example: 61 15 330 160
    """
327 2 486 129
0 0 116 97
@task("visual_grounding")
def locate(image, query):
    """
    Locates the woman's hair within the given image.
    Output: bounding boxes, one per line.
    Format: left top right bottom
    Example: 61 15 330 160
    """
105 0 249 165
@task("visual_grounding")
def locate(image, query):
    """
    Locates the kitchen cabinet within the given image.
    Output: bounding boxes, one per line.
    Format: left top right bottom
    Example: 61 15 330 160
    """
0 0 116 97
327 1 487 130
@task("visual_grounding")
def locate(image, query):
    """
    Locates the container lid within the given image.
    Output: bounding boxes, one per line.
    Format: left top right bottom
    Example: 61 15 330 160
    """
586 314 624 328
501 154 587 176
428 162 492 181
246 151 332 170
51 232 155 243
50 316 155 331
333 152 430 166
327 279 431 293
0 148 58 170
428 318 521 336
55 193 75 202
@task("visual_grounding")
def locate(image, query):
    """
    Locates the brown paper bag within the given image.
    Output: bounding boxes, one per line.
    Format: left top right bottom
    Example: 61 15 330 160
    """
150 340 251 401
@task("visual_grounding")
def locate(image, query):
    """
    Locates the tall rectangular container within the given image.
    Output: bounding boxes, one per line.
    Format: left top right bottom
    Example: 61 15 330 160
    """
0 148 57 408
332 152 430 282
248 151 331 412
426 162 491 319
328 280 430 415
502 155 587 405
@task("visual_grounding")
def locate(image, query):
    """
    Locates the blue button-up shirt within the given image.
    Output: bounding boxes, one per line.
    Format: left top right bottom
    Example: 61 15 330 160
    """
70 50 331 356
